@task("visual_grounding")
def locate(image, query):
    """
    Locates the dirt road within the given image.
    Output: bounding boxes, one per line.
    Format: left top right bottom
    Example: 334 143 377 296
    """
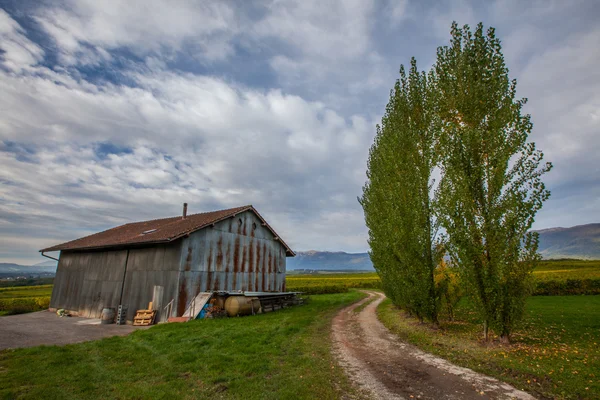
331 291 535 400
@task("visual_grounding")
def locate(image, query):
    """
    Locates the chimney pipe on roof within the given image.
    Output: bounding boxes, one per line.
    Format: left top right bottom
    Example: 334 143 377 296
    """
183 203 188 219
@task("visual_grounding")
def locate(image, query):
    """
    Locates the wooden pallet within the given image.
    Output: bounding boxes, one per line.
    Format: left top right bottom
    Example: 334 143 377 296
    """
133 303 156 326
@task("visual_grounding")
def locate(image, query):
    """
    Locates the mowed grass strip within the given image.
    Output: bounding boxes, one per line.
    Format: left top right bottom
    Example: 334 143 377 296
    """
0 291 366 400
377 295 600 400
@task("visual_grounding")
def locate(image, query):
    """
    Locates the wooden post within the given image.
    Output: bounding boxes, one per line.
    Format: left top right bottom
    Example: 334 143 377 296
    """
152 285 164 322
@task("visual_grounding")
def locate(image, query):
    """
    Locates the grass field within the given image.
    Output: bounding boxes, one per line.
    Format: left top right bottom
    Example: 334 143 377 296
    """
378 296 600 400
0 291 366 400
0 285 53 299
534 259 600 281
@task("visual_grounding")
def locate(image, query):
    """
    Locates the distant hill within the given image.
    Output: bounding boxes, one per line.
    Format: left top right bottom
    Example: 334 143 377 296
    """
287 223 600 271
0 262 57 275
33 260 58 268
287 251 373 271
536 223 600 259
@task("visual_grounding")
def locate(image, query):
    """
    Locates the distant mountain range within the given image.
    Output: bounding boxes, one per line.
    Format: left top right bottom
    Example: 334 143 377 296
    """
287 250 374 271
288 223 600 271
535 223 600 259
0 260 57 275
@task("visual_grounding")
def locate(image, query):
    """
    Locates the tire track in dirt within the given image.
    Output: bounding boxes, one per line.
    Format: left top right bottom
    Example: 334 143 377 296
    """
331 291 535 400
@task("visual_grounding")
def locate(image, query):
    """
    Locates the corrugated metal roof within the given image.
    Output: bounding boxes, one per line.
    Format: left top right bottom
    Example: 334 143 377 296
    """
40 205 295 256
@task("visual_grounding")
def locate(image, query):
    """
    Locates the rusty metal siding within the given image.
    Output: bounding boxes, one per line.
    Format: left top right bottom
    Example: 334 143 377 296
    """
50 250 128 318
176 210 288 314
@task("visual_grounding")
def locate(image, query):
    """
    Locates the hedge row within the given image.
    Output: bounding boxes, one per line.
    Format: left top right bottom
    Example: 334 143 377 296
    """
0 297 50 314
533 279 600 296
287 279 599 296
286 285 349 295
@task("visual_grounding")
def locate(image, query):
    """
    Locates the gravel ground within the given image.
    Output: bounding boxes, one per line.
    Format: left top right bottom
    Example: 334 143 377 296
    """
331 291 536 400
0 310 146 350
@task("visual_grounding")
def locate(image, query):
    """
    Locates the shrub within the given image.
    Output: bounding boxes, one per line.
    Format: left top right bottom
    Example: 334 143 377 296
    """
0 297 51 315
533 279 600 296
435 262 463 321
285 285 349 295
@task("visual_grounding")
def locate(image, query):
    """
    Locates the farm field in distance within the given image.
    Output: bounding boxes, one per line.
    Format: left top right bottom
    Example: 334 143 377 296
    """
0 285 52 316
286 259 600 295
533 259 600 281
286 272 381 293
0 292 365 400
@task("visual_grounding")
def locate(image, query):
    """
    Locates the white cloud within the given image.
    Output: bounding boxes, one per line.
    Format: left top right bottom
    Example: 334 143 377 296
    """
34 0 238 65
0 57 374 263
0 1 599 264
0 10 45 72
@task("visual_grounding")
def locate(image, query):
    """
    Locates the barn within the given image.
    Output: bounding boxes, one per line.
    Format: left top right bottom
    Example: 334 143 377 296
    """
40 204 295 322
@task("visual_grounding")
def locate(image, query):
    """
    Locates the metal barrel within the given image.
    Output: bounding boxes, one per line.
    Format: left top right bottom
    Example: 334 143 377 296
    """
100 308 115 324
224 296 261 317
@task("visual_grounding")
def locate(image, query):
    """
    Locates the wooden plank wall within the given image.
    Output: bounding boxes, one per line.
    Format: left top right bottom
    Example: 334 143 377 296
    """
119 243 181 321
50 250 128 318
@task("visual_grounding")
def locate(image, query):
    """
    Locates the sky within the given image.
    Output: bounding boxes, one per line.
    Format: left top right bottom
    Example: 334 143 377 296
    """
0 0 599 265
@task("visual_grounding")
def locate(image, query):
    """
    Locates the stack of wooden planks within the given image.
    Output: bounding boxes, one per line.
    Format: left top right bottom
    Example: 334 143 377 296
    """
133 302 156 326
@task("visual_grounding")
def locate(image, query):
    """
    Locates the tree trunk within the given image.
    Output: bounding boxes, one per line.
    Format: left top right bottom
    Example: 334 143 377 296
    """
483 320 489 342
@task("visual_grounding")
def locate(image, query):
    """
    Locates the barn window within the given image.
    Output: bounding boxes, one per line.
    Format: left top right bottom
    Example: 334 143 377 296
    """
252 222 257 230
238 218 242 225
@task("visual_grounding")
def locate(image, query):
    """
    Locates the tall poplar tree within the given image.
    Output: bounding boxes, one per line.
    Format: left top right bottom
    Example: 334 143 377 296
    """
360 59 442 324
434 23 552 342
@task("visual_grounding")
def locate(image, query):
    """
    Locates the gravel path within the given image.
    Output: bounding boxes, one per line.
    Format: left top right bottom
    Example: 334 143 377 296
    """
331 291 536 400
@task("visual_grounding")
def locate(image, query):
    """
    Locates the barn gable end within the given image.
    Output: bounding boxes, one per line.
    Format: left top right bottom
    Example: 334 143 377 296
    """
175 210 287 316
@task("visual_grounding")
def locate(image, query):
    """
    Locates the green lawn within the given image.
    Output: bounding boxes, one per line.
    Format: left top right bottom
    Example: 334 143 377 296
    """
0 291 366 400
378 295 600 400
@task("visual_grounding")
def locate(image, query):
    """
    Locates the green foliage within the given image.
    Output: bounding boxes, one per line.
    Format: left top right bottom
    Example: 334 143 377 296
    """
434 261 463 320
361 22 552 338
0 292 364 400
534 279 600 296
360 57 442 323
0 297 50 315
434 22 552 341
